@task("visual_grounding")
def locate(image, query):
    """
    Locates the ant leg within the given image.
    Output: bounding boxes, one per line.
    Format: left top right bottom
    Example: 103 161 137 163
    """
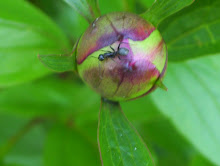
118 56 121 60
110 46 115 52
117 42 121 50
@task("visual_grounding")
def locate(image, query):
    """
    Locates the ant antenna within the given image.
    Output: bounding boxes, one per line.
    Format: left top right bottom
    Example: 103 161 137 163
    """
110 46 115 52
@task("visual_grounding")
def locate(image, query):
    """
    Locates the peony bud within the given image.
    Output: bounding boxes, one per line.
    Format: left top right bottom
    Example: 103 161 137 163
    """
76 12 167 101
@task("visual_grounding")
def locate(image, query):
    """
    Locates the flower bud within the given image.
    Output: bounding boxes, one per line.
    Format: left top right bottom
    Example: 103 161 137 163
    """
76 12 167 101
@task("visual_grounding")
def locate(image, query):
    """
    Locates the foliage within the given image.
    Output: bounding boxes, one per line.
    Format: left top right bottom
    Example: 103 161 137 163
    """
0 0 219 165
98 99 154 165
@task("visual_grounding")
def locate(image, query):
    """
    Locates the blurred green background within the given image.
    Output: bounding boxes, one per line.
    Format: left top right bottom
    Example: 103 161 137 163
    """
0 0 220 165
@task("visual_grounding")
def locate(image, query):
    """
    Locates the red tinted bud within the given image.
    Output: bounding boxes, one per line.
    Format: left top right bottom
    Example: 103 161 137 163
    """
76 12 167 101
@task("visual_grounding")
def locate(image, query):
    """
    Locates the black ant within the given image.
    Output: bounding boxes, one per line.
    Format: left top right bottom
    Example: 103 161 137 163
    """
98 43 129 61
90 42 130 79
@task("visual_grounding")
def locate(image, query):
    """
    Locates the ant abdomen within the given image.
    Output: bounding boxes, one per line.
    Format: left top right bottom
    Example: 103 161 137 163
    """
118 48 129 56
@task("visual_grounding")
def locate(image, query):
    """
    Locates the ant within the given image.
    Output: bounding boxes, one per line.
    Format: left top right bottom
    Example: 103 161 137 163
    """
92 42 131 79
98 42 129 61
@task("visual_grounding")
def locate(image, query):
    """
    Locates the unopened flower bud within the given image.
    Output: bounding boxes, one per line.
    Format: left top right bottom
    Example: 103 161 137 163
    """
76 12 167 101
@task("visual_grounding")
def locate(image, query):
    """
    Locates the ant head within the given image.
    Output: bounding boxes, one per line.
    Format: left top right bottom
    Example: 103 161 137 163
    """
98 54 105 61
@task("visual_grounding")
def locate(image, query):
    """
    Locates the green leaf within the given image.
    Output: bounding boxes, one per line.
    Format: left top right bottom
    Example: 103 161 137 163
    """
99 0 137 14
121 96 161 123
30 0 89 42
38 40 78 72
99 1 127 15
0 73 160 125
159 0 220 61
63 0 101 23
98 99 154 166
0 0 70 88
138 119 196 166
140 0 194 26
0 75 100 119
3 164 24 166
123 0 136 12
44 124 100 166
190 155 214 166
138 0 154 9
0 114 45 166
151 55 220 165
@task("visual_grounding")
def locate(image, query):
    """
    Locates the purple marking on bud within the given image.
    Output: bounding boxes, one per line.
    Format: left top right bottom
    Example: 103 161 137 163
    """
130 47 168 101
82 55 160 100
76 12 155 64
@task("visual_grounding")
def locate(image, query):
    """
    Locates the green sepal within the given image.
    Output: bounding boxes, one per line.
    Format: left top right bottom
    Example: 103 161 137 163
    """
155 79 168 91
38 40 79 72
38 52 75 72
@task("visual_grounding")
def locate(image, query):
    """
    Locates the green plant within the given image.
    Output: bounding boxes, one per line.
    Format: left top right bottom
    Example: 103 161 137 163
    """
0 0 219 166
